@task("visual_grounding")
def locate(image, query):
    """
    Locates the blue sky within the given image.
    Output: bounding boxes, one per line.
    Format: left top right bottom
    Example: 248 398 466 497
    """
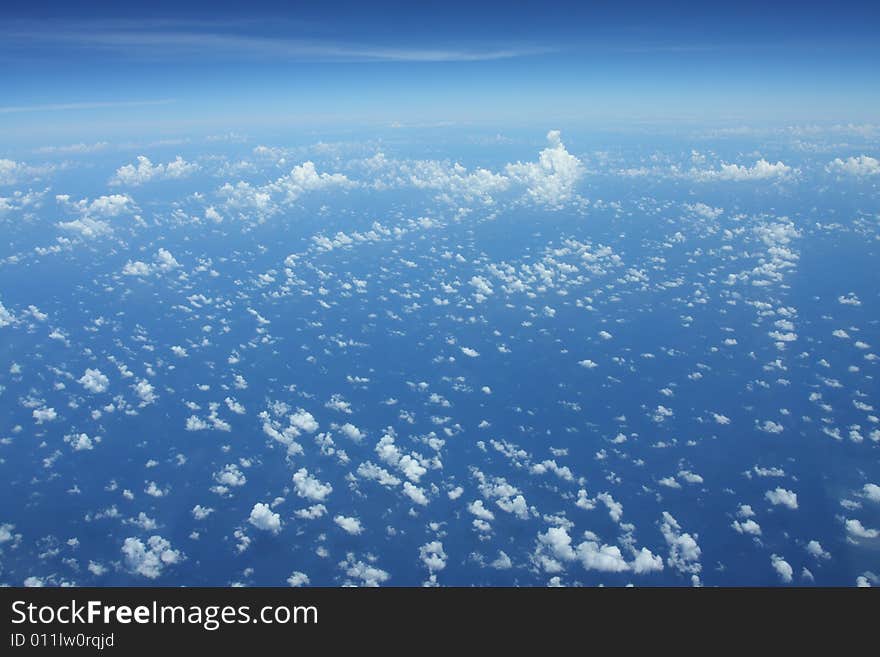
1 1 879 142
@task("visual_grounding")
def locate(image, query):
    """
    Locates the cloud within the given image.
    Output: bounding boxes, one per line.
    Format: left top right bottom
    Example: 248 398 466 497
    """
660 512 702 580
692 159 794 181
78 368 109 394
576 541 630 573
826 155 880 177
403 481 429 505
292 468 333 502
122 249 181 277
287 571 310 587
862 483 880 503
845 519 879 540
505 130 584 206
55 193 136 238
219 161 353 217
765 487 798 509
0 99 175 115
334 515 364 535
419 541 447 572
6 24 551 63
770 554 793 583
340 554 389 586
0 158 56 185
248 502 282 533
111 156 198 186
805 540 830 560
121 535 183 579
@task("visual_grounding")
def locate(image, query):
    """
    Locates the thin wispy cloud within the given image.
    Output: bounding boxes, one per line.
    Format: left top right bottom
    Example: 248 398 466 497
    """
1 21 553 63
0 99 176 115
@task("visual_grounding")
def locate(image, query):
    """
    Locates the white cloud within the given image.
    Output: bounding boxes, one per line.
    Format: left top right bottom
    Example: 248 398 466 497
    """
292 468 333 502
765 487 798 509
805 540 830 560
340 554 389 587
219 161 352 217
660 512 702 579
334 515 364 535
845 519 879 540
419 541 447 572
861 483 880 503
290 409 319 433
770 554 793 583
576 541 630 573
248 502 282 533
122 249 181 277
693 159 794 182
339 423 364 442
78 368 109 394
287 571 310 587
121 535 183 579
402 481 429 506
467 499 494 521
826 155 880 177
505 130 584 206
732 519 762 536
111 155 199 186
64 432 94 451
192 505 214 520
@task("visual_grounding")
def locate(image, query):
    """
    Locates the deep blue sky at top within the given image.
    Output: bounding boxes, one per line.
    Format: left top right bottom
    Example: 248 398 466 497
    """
1 0 879 142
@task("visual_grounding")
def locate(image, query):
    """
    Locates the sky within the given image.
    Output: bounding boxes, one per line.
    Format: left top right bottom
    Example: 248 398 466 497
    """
1 1 879 143
1 1 879 589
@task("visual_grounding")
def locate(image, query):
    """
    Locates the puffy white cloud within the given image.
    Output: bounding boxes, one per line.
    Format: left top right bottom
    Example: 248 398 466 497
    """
32 407 57 423
505 130 584 206
0 158 55 185
292 468 333 501
805 540 830 560
122 261 152 276
121 535 183 579
491 551 513 569
334 515 363 535
111 156 199 186
287 571 310 587
122 249 181 277
845 519 879 540
219 161 352 216
660 512 702 578
576 541 630 573
862 483 880 503
356 462 400 487
826 155 880 177
339 423 364 442
770 554 793 583
214 464 247 488
631 547 664 574
78 368 109 394
290 410 319 433
0 300 16 328
693 159 794 182
64 432 94 451
419 541 447 572
57 217 113 239
765 487 798 510
192 505 214 520
732 519 762 536
248 502 282 533
340 554 389 587
402 481 429 506
133 380 156 405
467 500 495 521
